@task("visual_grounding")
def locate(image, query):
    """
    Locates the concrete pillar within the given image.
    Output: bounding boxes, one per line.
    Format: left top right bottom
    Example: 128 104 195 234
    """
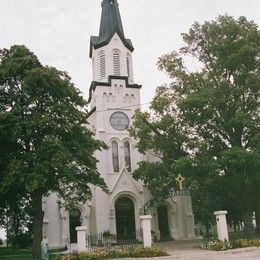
214 211 229 241
76 226 87 252
140 215 152 248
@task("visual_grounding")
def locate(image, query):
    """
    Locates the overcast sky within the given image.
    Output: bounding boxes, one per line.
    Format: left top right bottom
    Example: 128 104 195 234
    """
0 0 259 239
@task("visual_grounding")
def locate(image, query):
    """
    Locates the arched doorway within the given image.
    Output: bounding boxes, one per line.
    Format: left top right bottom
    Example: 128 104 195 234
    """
157 205 170 239
69 209 81 243
115 197 136 240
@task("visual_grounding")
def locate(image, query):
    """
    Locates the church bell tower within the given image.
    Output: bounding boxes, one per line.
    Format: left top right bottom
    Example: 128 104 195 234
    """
87 0 143 236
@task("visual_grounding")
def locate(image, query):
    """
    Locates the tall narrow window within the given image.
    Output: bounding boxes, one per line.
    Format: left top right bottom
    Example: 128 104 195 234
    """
126 55 130 77
113 49 120 76
124 142 131 172
99 51 106 79
112 141 119 172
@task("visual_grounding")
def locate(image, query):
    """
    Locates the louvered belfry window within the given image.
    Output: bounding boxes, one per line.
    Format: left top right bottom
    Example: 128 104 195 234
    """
126 55 130 77
99 51 106 78
113 49 120 76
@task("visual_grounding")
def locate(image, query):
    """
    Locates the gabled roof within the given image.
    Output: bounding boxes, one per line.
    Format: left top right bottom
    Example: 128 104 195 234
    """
89 0 134 57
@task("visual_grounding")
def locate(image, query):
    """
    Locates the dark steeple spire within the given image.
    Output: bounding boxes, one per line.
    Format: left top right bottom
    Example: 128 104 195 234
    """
99 0 125 40
89 0 134 58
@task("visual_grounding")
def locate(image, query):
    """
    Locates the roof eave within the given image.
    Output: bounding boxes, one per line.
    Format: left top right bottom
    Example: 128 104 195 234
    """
89 30 134 58
87 75 142 103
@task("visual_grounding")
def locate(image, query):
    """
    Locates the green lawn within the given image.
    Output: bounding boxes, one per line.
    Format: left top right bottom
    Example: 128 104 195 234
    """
0 254 60 259
0 247 65 259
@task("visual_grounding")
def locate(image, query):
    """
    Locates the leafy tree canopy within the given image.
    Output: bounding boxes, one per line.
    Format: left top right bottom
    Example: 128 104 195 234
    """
0 45 107 257
130 15 260 232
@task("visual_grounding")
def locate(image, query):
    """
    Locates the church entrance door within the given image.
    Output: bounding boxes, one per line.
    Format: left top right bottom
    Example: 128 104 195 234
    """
115 197 136 240
157 205 170 239
69 209 81 243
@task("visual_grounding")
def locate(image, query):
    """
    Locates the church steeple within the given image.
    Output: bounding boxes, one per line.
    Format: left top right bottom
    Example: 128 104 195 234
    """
89 0 134 58
99 0 125 40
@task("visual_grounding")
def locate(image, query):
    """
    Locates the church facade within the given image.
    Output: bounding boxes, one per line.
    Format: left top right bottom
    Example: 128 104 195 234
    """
43 0 195 247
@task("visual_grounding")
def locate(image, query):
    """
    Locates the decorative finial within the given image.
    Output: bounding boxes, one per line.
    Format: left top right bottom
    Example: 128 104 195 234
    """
175 174 185 191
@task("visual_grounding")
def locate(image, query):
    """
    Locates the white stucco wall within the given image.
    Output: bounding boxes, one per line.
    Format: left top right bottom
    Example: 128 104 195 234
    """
43 29 195 248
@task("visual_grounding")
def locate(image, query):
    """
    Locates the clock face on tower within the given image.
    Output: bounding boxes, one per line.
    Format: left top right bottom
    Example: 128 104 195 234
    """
110 111 130 131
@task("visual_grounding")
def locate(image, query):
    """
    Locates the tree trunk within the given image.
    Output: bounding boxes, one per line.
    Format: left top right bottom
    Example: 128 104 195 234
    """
233 221 237 232
243 206 254 238
205 223 211 235
32 190 44 260
14 202 19 239
255 199 260 235
6 214 10 247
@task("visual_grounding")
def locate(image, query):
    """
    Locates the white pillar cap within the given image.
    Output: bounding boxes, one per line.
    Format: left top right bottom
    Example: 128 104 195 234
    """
140 215 152 220
214 210 228 216
76 226 87 231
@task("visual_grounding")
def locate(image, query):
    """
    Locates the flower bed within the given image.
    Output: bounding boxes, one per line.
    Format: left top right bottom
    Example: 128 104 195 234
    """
201 238 260 251
201 239 232 251
61 245 167 259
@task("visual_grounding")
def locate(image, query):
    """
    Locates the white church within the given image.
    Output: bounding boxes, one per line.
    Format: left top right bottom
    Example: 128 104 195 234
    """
43 0 195 247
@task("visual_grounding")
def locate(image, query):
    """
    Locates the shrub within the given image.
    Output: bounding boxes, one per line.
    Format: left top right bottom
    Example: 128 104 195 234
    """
232 239 260 248
201 239 232 251
201 238 260 251
61 245 167 259
11 233 32 249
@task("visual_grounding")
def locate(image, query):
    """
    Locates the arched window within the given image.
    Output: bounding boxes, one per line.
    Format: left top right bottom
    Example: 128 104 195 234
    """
113 49 120 76
126 54 130 77
124 141 131 172
112 141 119 172
99 51 106 79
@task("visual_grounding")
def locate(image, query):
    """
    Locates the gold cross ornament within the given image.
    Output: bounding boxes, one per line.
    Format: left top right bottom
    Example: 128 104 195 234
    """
175 174 185 190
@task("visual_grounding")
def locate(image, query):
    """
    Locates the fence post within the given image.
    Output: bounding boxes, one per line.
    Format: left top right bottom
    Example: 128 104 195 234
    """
76 226 87 252
140 215 152 247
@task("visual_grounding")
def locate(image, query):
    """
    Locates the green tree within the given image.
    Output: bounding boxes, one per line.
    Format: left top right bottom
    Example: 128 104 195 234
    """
0 194 31 247
0 45 107 258
130 15 260 236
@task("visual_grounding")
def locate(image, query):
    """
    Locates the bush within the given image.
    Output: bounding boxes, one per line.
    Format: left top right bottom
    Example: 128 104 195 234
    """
201 239 232 251
232 239 260 248
61 245 167 259
0 238 3 246
201 238 260 251
11 233 32 249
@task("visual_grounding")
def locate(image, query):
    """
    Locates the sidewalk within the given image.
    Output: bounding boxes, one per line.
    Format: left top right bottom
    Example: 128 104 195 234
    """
160 240 260 260
116 240 260 260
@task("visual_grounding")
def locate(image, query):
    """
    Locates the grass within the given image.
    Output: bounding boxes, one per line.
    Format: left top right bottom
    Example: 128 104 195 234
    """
0 254 60 259
0 247 65 259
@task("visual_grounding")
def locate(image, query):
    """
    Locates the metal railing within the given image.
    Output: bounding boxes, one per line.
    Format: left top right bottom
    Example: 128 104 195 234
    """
85 229 143 252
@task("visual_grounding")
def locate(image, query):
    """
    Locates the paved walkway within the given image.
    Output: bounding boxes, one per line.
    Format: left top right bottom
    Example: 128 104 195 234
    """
117 240 260 260
161 240 260 260
159 240 260 260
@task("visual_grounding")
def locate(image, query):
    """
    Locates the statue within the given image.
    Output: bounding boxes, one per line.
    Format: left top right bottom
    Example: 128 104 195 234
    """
41 236 49 260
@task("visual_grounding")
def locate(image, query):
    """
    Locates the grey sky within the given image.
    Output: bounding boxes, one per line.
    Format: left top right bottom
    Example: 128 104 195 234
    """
0 0 259 239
